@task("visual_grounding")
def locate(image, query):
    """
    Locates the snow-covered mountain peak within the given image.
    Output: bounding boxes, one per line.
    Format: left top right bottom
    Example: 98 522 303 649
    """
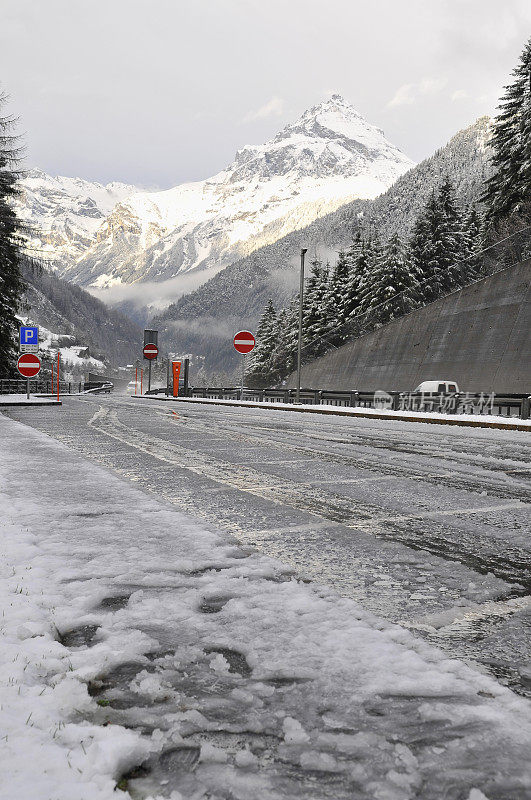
229 95 411 181
277 94 367 140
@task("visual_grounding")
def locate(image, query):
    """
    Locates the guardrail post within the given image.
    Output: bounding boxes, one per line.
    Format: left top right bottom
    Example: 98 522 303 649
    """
521 396 531 420
183 358 190 396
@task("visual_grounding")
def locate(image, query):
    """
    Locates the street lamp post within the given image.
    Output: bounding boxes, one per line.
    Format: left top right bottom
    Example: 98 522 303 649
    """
296 248 307 404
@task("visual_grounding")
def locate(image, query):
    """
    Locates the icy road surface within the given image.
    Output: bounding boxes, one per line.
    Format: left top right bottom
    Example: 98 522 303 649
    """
5 394 531 696
2 395 531 799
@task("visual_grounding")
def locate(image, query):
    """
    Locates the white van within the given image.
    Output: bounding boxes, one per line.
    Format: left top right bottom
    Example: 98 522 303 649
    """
414 380 459 394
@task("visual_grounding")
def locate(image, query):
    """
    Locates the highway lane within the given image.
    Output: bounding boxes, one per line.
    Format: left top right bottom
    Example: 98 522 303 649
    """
5 393 531 695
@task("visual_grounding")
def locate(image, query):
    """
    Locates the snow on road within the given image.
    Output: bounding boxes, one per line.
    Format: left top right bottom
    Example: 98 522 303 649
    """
0 394 61 405
1 410 531 799
138 394 531 430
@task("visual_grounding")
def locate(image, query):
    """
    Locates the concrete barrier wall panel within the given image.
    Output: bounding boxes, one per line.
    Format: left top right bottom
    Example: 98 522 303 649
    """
288 261 531 393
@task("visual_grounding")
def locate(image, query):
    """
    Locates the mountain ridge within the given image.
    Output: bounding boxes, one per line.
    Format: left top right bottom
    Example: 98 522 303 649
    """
153 116 492 376
17 96 414 300
16 170 138 271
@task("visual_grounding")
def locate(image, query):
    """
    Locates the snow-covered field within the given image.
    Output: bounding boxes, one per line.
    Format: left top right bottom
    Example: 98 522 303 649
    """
1 410 531 799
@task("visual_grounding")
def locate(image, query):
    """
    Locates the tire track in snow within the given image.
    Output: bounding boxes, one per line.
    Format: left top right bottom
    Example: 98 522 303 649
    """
88 406 531 588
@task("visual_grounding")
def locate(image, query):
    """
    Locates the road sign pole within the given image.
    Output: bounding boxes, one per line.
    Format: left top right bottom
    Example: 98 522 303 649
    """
140 368 143 395
296 248 307 404
135 365 138 395
26 378 30 400
183 358 189 397
166 357 170 395
233 331 255 398
57 352 60 401
148 359 152 393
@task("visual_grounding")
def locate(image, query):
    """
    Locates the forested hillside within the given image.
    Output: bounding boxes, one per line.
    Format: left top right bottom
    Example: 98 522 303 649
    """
20 261 142 367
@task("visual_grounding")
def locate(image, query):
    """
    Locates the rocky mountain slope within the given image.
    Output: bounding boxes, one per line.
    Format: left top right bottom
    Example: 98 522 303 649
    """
154 117 492 375
16 170 137 272
20 261 142 370
21 96 413 295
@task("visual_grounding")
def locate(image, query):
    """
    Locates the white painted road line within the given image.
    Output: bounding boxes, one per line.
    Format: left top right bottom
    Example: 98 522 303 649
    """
346 500 529 529
250 520 341 537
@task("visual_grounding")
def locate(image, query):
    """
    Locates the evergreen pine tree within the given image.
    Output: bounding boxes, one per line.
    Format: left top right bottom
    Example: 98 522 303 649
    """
409 183 465 304
409 192 443 303
269 300 299 384
347 235 380 334
246 299 277 387
461 206 484 280
0 93 24 375
341 233 367 322
483 37 531 223
359 233 418 324
302 257 332 357
437 177 467 288
323 250 350 345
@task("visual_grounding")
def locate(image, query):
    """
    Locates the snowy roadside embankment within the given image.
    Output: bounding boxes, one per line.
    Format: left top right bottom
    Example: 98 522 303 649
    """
0 516 148 800
0 394 61 406
134 394 531 430
1 412 531 799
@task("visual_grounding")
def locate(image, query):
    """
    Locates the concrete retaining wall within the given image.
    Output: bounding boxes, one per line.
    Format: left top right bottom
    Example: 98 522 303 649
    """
286 261 531 393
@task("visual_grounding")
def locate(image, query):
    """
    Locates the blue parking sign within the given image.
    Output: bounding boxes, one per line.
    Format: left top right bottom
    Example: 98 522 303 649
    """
19 326 39 353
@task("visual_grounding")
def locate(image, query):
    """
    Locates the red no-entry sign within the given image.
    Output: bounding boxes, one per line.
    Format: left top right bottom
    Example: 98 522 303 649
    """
143 344 158 360
17 353 41 378
233 331 255 354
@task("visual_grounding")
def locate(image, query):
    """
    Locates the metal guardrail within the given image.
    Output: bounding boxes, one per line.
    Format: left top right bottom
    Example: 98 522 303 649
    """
186 387 531 420
0 379 114 395
83 382 114 394
4 375 526 419
1 379 84 395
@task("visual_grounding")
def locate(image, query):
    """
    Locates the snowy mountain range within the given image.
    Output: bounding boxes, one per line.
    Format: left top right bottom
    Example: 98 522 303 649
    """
17 96 413 298
17 171 137 270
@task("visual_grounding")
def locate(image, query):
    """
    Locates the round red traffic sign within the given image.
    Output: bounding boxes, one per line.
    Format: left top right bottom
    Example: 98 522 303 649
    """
143 344 158 360
233 330 255 354
17 353 41 378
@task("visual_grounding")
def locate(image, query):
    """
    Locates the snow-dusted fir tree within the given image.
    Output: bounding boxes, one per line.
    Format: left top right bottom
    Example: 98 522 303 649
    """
302 258 331 357
483 37 531 223
340 233 366 323
324 250 350 341
345 235 380 331
461 206 484 280
0 93 24 375
358 233 418 323
269 300 299 384
246 299 277 387
409 183 466 304
409 192 444 303
436 177 468 288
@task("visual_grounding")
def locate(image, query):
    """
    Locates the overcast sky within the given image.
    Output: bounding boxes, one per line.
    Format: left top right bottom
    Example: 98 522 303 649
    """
2 0 530 188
